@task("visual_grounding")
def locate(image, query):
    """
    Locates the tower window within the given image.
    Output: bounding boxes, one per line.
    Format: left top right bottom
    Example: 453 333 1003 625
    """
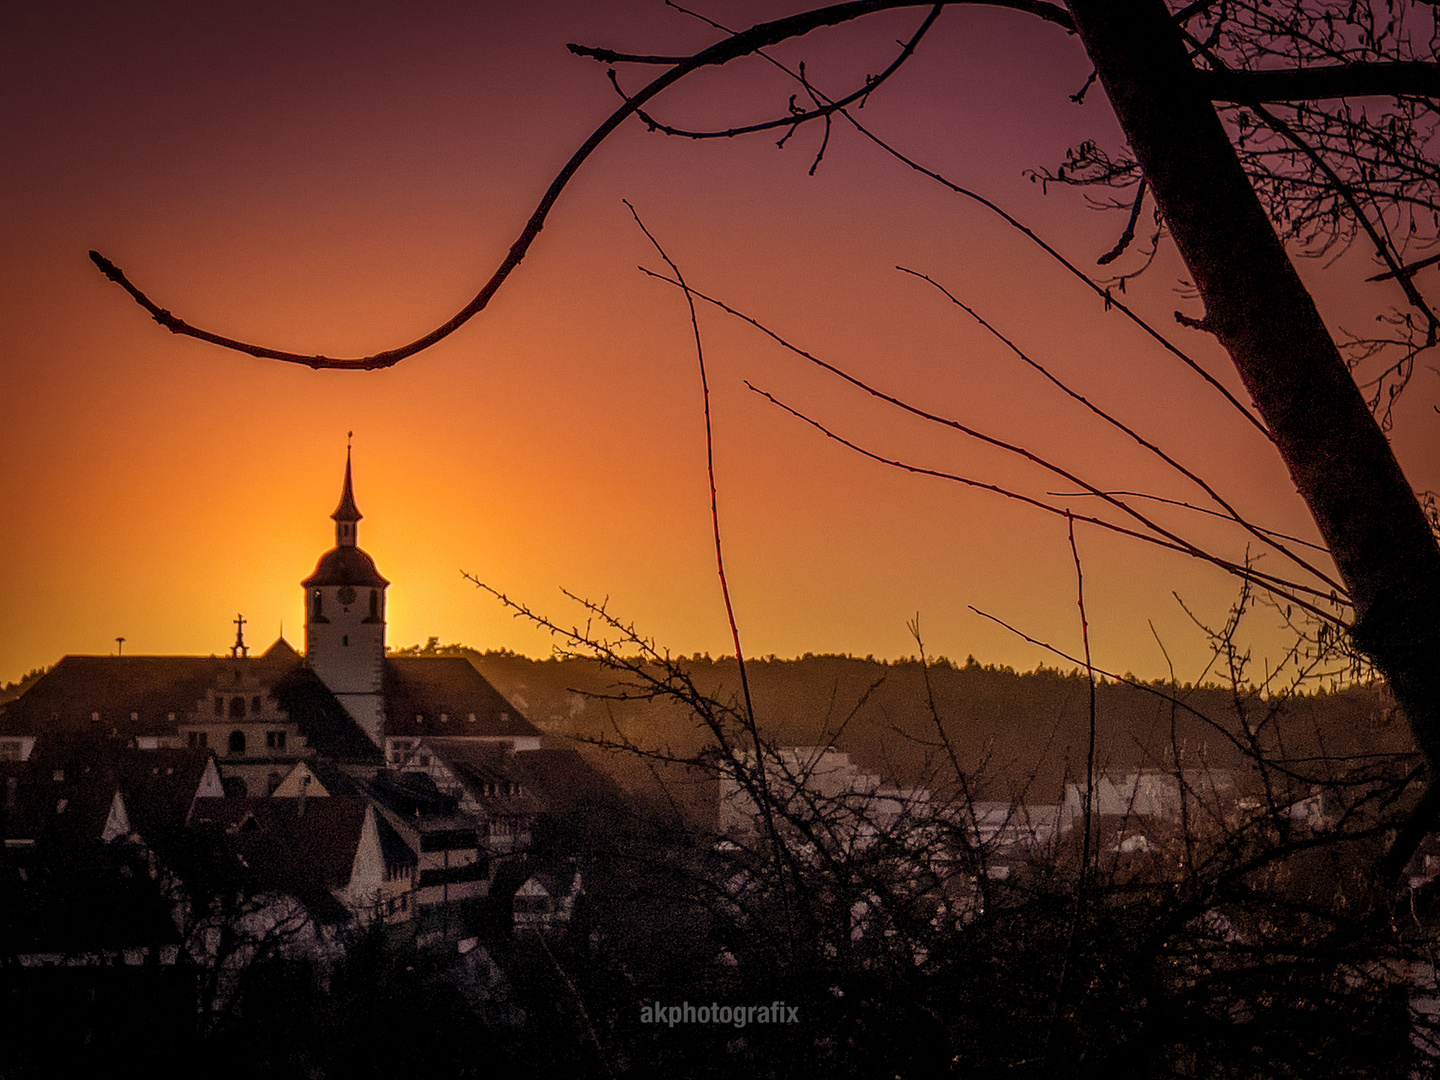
187 731 208 750
229 696 245 719
311 590 323 619
342 634 349 646
214 697 223 716
369 589 380 620
266 730 287 751
228 730 246 755
251 695 261 713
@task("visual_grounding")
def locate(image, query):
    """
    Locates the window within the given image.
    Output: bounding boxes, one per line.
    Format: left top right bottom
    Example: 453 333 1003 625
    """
187 731 208 750
251 695 261 713
213 697 223 716
369 589 379 620
311 590 323 619
266 730 287 751
342 634 349 647
228 730 246 755
229 696 244 719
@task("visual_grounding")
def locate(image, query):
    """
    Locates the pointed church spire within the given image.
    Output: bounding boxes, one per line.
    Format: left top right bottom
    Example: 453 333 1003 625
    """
334 434 362 544
332 435 362 546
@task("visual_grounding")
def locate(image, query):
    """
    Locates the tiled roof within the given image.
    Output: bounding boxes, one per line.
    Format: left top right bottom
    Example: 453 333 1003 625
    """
508 747 623 813
418 738 621 815
188 795 372 922
1 742 213 849
383 657 541 739
366 769 460 819
0 655 380 762
0 653 299 738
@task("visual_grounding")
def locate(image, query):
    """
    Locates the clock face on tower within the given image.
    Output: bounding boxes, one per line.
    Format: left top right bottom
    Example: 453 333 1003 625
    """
337 586 357 606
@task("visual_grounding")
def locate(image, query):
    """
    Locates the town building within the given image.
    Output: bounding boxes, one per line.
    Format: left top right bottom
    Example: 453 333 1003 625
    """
0 450 619 967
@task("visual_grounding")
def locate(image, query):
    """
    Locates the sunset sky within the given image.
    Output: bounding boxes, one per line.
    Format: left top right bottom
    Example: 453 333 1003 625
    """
4 0 1436 688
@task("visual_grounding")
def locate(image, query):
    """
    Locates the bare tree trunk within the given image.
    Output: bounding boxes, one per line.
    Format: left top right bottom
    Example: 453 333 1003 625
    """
1067 0 1440 771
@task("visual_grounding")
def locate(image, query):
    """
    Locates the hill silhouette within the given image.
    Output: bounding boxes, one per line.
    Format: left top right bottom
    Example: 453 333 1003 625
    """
393 643 1408 815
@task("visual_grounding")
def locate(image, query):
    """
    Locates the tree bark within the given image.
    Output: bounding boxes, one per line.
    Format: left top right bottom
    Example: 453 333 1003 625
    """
1067 0 1440 769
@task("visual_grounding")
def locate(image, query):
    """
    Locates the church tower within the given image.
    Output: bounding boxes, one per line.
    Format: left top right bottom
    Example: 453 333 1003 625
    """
303 447 388 746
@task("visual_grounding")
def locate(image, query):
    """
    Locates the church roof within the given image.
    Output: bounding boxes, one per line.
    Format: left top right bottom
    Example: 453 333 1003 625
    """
301 545 389 589
383 657 542 739
0 655 380 762
0 655 289 738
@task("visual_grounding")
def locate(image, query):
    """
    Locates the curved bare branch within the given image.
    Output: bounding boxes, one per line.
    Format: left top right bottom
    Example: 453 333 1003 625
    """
89 0 1071 370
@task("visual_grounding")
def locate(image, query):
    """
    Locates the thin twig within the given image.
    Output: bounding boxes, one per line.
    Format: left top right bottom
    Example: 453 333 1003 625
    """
899 266 1343 592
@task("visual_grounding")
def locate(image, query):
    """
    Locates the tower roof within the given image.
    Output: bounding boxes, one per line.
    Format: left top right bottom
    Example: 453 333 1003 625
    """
331 448 361 524
301 546 389 589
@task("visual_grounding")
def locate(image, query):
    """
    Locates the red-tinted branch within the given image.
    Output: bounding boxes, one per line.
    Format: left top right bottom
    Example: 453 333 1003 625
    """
1048 489 1327 552
622 1 1270 437
746 380 1347 623
1199 62 1440 103
603 6 943 143
95 0 1045 369
1096 176 1148 265
642 265 1335 604
900 266 1345 592
1366 250 1440 283
821 94 1273 437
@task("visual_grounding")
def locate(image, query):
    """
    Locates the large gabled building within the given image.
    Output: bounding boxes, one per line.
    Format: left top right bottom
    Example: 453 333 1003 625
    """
0 451 546 770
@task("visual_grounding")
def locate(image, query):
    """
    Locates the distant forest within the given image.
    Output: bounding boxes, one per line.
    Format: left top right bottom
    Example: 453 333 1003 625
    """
391 641 1407 816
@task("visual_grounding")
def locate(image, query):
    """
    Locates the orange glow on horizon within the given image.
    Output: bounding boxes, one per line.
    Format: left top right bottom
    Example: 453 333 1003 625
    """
3 2 1435 689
